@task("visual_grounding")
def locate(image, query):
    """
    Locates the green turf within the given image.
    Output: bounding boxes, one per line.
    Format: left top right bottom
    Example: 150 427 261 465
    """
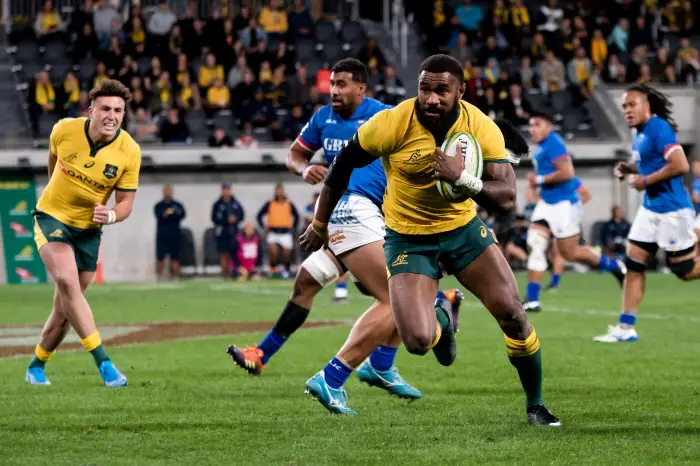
1 273 700 465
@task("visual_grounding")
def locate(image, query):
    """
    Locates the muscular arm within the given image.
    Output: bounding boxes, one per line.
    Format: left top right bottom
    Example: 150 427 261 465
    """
644 148 690 186
473 162 517 214
541 156 574 185
314 138 377 225
113 190 136 223
286 140 314 175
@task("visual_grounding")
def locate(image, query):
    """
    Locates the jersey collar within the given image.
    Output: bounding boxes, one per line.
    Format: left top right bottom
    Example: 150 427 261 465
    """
84 118 121 158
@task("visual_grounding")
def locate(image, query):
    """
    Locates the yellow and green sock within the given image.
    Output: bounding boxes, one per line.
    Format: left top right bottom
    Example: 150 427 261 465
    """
28 345 56 369
505 325 543 408
81 331 110 366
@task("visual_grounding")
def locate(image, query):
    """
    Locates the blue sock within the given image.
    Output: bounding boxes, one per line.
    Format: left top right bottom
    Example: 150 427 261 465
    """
550 273 561 288
618 312 636 327
435 290 446 301
597 255 620 272
323 357 353 389
526 282 541 302
369 344 398 371
258 329 287 364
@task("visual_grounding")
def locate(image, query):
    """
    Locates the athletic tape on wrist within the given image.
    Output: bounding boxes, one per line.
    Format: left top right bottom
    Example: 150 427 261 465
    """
108 210 116 224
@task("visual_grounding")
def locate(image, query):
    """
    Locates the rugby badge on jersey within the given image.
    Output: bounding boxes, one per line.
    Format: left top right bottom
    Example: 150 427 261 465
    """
435 132 483 203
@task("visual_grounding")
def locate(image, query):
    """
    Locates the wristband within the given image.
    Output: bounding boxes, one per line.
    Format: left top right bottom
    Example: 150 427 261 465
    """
455 170 484 194
107 210 117 224
535 175 545 185
311 219 327 233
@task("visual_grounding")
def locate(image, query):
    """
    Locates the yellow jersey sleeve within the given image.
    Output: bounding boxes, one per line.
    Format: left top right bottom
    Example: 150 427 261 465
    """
116 141 142 191
356 109 400 158
49 118 71 155
470 108 508 163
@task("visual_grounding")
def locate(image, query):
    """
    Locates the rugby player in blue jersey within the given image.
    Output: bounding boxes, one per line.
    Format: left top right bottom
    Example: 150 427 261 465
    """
595 84 700 342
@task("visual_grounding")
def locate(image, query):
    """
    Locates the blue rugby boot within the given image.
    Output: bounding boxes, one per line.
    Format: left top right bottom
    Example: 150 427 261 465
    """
98 360 128 387
25 367 51 386
356 360 422 400
304 371 356 415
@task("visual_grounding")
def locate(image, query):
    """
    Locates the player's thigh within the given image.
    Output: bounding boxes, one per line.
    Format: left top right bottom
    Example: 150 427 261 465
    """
455 243 526 337
554 233 582 259
388 272 439 347
339 240 389 303
438 216 498 276
34 213 79 286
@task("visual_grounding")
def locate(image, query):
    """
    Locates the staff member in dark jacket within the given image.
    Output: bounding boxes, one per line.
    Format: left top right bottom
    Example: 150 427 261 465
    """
212 183 245 279
257 184 299 278
154 184 186 281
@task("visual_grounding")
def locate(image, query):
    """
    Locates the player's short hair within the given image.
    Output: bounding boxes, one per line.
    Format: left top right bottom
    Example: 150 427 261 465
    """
419 54 465 84
529 110 554 124
331 58 369 84
89 79 132 104
626 83 678 133
493 118 529 165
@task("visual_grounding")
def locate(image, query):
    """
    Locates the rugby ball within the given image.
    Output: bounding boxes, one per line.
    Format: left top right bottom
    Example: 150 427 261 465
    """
435 132 483 203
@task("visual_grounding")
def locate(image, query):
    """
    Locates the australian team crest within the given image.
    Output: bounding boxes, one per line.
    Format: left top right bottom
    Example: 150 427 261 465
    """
103 164 118 179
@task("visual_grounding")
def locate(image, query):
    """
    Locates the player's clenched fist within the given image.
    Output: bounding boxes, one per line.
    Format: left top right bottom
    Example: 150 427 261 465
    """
299 220 328 251
93 203 116 225
301 165 328 185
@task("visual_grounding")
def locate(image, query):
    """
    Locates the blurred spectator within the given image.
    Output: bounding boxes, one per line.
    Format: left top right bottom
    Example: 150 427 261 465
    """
258 0 288 42
567 46 593 104
489 16 510 52
168 24 185 59
502 83 532 127
375 65 406 106
34 0 65 47
177 4 197 51
272 41 294 72
680 0 695 36
185 19 206 60
537 0 563 44
503 215 529 266
607 18 629 55
539 51 566 94
662 64 678 84
211 184 245 279
264 65 290 108
590 29 608 68
72 22 98 64
450 32 473 64
482 57 500 85
517 56 538 90
600 206 630 258
69 0 94 39
205 8 226 55
652 47 671 80
232 70 257 116
288 64 312 106
509 0 531 38
151 71 173 114
661 1 681 35
128 108 158 143
235 123 261 149
103 35 124 73
208 128 234 148
626 45 647 83
92 61 110 89
236 223 262 281
247 40 271 77
240 18 268 50
145 56 163 91
638 63 653 83
357 37 386 73
148 0 177 53
678 37 700 84
154 184 186 281
630 16 654 50
177 74 201 112
29 71 55 138
606 54 627 83
93 0 120 46
159 108 191 143
241 88 274 128
62 71 81 117
130 88 150 115
227 55 252 90
530 32 548 63
303 85 326 118
477 87 499 119
100 18 124 51
117 55 139 87
455 0 484 39
288 0 314 41
127 16 147 57
205 77 231 120
463 65 488 104
199 53 225 92
257 184 300 278
259 61 273 85
174 54 195 88
234 6 252 32
275 104 306 142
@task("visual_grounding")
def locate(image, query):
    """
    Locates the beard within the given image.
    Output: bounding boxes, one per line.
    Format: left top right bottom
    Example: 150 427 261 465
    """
414 96 461 141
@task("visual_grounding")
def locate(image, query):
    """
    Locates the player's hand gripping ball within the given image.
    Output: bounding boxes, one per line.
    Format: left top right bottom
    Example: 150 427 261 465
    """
432 132 483 203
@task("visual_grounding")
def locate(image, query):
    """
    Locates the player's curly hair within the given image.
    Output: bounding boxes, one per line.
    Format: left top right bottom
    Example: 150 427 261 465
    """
419 54 464 84
331 58 369 84
493 118 529 165
626 83 677 133
89 79 132 103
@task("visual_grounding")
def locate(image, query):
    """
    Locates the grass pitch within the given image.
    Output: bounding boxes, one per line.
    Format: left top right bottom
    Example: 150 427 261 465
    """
1 273 699 465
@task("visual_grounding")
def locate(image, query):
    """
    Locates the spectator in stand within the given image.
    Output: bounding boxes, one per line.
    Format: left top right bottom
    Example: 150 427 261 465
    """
117 55 139 87
357 37 386 73
128 107 158 143
463 65 488 104
174 53 195 87
186 19 206 60
69 0 93 41
275 104 306 142
375 65 406 106
455 0 484 40
103 35 124 74
205 8 225 55
539 50 566 94
572 16 588 44
567 46 593 104
590 29 608 69
151 71 173 114
661 1 681 35
662 64 678 84
537 0 563 44
199 53 225 93
29 71 55 139
638 63 653 83
240 18 268 51
503 215 529 266
168 24 185 60
652 47 671 81
558 18 577 64
234 6 252 32
626 45 647 83
482 57 500 85
502 83 532 127
205 77 231 121
265 65 290 109
606 54 627 83
477 86 499 120
257 184 300 279
680 0 695 36
272 41 294 73
288 64 312 106
258 0 288 43
159 108 191 144
154 184 186 281
227 55 252 90
72 22 97 64
517 56 537 90
148 0 177 55
208 128 234 148
235 123 260 149
211 184 245 280
127 16 147 57
177 74 201 112
288 0 314 41
62 71 80 118
34 0 65 48
98 17 122 50
600 206 631 258
607 18 629 55
489 15 510 52
232 70 257 117
303 85 326 118
451 32 473 65
678 37 700 84
130 88 149 115
91 61 110 89
509 0 531 40
145 56 163 92
530 32 548 63
241 88 274 128
236 223 262 281
630 16 654 50
93 0 119 46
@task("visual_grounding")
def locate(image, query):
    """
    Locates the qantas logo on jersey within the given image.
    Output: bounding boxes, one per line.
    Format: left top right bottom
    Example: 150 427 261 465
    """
59 161 106 189
323 138 349 153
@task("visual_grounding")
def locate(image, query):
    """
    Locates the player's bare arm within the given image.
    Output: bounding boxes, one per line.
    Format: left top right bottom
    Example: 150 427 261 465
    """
614 160 638 179
299 138 375 250
628 147 689 191
539 156 574 185
287 140 328 184
93 190 136 225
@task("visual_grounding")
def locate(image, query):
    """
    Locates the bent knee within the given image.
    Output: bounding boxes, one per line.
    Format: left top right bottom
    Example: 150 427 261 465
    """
53 274 80 295
492 297 529 338
402 330 434 356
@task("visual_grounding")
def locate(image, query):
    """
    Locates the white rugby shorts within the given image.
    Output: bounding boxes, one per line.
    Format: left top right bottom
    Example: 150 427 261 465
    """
267 231 294 250
327 193 385 256
530 199 582 239
628 206 697 252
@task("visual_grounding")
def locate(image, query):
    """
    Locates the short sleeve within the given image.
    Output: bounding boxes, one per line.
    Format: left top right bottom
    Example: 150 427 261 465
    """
49 119 67 155
296 108 323 152
471 110 507 163
571 177 582 190
355 109 397 158
651 118 680 160
116 144 142 191
546 137 569 163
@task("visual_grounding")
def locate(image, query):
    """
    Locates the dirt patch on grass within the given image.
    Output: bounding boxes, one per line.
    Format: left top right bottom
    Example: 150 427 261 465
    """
0 320 346 358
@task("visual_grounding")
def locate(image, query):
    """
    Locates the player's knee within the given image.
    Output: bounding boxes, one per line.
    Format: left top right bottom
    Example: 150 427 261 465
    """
403 329 434 356
624 256 647 274
494 299 529 339
53 272 79 296
668 258 695 280
291 268 320 301
353 280 373 297
526 229 548 272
